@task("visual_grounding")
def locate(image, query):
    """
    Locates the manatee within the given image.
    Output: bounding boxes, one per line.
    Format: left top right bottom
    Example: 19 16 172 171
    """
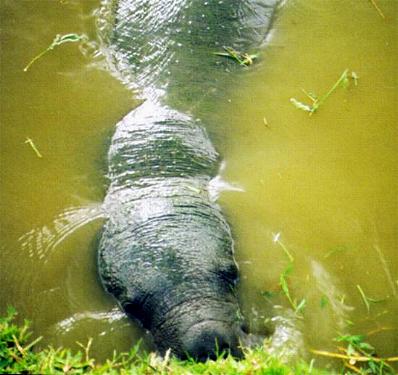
97 0 279 360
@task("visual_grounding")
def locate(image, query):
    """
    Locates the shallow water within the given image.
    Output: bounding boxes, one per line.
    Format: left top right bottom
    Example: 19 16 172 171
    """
0 0 397 368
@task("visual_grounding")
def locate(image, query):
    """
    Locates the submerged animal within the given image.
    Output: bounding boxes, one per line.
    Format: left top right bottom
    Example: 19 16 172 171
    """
97 0 279 360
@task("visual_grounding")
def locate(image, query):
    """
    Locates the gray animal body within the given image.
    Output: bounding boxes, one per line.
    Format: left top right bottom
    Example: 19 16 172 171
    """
98 0 278 360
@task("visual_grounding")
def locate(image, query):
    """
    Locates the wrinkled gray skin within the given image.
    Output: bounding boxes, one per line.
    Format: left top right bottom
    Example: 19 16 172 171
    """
98 0 278 360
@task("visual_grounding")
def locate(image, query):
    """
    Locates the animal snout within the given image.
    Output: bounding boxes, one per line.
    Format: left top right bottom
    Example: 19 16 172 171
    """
181 322 244 361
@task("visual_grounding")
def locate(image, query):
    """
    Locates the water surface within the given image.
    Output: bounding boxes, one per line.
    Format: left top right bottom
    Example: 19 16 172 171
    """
0 0 397 367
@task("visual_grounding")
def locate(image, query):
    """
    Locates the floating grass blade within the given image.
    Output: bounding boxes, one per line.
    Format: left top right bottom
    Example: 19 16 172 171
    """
279 264 306 316
351 71 359 86
273 232 294 262
295 298 307 314
316 69 350 107
213 46 257 66
320 295 329 308
356 285 385 313
24 33 86 72
302 89 318 103
24 138 42 158
369 0 385 19
280 264 294 308
278 240 294 262
290 69 357 116
357 285 371 313
290 98 312 113
261 290 278 299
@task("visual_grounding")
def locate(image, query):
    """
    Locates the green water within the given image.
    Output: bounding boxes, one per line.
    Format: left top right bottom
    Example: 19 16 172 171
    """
1 0 397 368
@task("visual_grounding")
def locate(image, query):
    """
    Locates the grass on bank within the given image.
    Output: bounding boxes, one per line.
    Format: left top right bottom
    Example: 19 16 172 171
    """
0 307 332 375
2 307 397 374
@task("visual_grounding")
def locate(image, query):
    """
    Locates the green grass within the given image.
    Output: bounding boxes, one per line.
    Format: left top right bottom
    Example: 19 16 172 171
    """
271 234 306 317
290 69 358 116
0 307 332 375
279 264 306 317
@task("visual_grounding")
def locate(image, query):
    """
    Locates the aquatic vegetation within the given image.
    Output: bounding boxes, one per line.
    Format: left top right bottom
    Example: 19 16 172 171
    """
323 245 349 259
213 46 257 66
23 33 86 72
311 334 397 374
261 290 279 300
356 284 385 313
0 308 330 374
320 296 329 309
24 137 43 158
263 117 270 128
290 69 358 116
273 232 294 262
351 71 359 86
270 234 306 316
279 264 306 317
262 258 397 373
369 0 385 19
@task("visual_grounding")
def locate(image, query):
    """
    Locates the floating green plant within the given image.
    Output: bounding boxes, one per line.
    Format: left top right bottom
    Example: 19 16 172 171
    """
23 33 86 72
320 295 329 309
279 264 306 316
24 138 42 158
260 290 278 299
273 232 294 262
356 284 385 313
369 0 385 19
290 69 358 116
213 46 257 66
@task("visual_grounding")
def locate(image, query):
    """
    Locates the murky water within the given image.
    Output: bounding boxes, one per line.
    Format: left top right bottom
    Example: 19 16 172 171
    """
1 0 397 368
